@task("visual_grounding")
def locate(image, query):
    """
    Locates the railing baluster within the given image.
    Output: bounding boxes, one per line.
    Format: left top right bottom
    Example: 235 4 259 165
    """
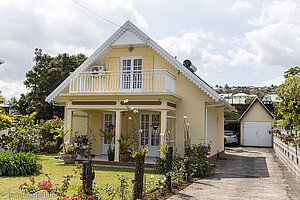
68 70 175 94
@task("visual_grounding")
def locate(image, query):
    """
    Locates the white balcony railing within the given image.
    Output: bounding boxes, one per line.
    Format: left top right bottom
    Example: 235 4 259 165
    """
69 69 175 93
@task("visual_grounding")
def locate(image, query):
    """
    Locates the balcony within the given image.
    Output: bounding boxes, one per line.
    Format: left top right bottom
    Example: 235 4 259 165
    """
69 69 175 94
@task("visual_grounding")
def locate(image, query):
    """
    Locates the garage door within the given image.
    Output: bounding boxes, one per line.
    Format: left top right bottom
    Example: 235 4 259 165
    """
244 122 272 147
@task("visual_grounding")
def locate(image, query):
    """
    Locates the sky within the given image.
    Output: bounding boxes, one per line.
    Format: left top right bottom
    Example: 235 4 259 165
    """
0 0 299 100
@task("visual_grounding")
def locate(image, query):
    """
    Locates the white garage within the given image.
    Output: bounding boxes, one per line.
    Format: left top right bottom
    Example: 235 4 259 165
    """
240 98 274 147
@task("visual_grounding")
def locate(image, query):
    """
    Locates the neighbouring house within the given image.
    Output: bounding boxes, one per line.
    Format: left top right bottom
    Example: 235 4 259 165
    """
239 98 274 147
262 94 281 105
224 93 257 104
46 20 235 162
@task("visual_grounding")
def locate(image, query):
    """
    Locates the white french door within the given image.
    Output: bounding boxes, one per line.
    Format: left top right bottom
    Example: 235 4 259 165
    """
101 112 116 154
140 113 160 157
120 57 142 91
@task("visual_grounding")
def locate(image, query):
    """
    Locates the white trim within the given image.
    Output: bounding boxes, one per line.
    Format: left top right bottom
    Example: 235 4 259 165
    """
46 20 233 111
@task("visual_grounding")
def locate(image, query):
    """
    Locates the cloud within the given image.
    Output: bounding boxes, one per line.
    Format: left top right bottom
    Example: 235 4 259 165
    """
231 0 252 12
0 0 148 83
248 0 300 26
228 49 259 67
228 0 300 69
0 79 27 100
157 30 227 75
257 76 285 87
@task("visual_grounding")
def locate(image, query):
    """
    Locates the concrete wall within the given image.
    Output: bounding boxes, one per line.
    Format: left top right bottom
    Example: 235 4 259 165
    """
273 135 300 180
240 101 274 145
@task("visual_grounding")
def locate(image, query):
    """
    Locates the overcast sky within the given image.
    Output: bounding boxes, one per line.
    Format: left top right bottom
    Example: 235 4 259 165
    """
0 0 299 99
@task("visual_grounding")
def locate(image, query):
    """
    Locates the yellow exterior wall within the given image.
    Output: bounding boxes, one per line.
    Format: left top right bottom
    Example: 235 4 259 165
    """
175 73 216 156
207 107 224 156
90 112 102 155
72 111 88 136
240 101 274 145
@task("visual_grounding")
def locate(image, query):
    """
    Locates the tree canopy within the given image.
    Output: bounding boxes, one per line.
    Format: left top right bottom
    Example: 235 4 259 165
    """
12 49 87 120
276 74 300 129
284 66 300 79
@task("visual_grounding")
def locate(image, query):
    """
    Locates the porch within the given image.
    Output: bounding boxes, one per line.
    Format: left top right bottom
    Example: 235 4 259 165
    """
66 105 177 163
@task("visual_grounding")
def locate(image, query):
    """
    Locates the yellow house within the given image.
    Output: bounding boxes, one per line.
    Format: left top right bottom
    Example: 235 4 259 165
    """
46 21 235 162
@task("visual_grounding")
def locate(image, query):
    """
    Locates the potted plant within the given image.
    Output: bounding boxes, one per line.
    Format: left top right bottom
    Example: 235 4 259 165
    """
100 129 115 161
118 134 133 162
61 143 78 164
73 133 89 158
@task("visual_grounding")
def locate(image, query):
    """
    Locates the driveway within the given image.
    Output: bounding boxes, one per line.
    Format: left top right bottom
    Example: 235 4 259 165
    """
168 147 300 200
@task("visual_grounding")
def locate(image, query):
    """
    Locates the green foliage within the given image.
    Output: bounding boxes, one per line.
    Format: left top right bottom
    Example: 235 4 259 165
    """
100 129 115 154
0 111 15 131
215 85 279 100
190 158 214 178
9 94 30 115
276 75 300 129
11 49 87 120
0 113 41 153
0 151 42 176
39 116 64 153
0 91 5 104
118 134 133 154
191 143 211 159
284 66 300 79
224 111 238 120
154 157 184 175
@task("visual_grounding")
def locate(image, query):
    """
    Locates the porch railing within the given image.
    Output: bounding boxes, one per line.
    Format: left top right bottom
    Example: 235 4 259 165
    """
69 69 175 93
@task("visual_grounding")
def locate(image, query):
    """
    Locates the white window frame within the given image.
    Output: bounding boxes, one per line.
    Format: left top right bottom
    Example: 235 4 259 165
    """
120 56 142 92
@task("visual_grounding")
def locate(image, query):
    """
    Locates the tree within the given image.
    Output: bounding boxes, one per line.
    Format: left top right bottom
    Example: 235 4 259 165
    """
276 75 300 129
9 94 30 115
0 91 5 104
13 49 87 120
284 66 300 79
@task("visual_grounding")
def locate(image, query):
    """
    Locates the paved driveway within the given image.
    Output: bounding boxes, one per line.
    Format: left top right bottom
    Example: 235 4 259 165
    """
168 147 300 200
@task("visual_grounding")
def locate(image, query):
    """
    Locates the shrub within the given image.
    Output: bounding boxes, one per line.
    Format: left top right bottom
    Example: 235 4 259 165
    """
39 116 63 153
190 158 214 178
0 112 14 131
154 157 184 174
0 151 42 176
191 143 211 159
0 113 41 153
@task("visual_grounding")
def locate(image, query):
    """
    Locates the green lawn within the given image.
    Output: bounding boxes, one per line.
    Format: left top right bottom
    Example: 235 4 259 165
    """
0 155 162 199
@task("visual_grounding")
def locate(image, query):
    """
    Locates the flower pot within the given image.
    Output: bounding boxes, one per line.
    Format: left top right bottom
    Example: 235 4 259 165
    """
62 153 77 164
120 154 130 162
107 152 114 161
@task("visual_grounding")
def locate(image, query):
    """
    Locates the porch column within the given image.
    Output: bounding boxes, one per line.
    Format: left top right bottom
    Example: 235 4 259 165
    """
159 110 167 158
114 110 121 161
65 108 72 144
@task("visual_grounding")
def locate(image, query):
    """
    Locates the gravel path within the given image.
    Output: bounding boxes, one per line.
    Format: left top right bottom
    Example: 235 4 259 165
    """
168 147 300 200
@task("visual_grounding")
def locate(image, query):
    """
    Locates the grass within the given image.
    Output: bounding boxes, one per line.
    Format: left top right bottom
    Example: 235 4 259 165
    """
0 155 162 199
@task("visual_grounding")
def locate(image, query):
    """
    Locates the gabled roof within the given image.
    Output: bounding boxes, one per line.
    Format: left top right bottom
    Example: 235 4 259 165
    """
46 20 232 110
239 97 274 120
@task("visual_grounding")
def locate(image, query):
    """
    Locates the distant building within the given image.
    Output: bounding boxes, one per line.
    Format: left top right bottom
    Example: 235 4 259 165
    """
262 94 281 104
223 93 258 104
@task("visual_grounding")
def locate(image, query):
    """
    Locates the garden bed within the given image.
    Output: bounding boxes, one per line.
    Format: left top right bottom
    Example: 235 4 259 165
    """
0 155 162 199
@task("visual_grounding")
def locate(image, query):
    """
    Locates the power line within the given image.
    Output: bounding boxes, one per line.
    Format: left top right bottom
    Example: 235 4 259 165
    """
70 0 125 29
